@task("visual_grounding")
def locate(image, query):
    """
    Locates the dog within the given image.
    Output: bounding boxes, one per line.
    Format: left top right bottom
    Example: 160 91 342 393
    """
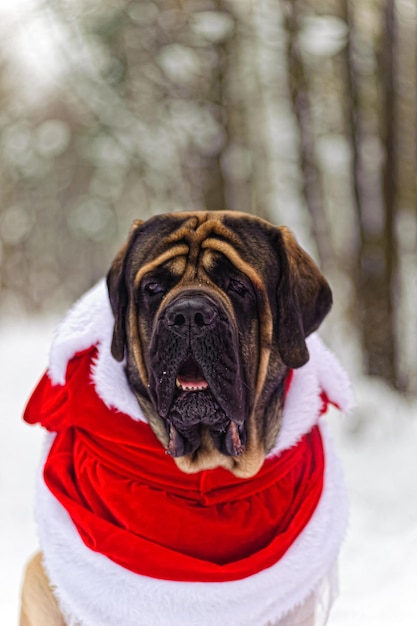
20 211 352 626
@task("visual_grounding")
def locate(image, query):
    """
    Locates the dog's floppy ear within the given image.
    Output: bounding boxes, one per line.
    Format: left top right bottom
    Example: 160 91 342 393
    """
106 220 143 361
276 227 332 369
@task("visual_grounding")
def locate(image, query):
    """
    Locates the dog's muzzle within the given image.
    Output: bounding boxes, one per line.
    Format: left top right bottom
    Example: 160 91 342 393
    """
148 292 247 458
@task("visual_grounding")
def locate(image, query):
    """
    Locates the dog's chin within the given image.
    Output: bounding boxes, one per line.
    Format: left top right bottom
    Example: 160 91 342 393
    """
173 432 266 479
165 389 247 457
137 388 265 479
162 389 267 479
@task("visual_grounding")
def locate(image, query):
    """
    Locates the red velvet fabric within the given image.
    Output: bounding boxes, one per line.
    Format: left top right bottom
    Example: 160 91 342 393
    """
24 347 325 583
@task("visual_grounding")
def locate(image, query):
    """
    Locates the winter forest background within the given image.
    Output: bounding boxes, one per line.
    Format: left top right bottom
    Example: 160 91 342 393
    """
0 0 416 624
1 0 417 391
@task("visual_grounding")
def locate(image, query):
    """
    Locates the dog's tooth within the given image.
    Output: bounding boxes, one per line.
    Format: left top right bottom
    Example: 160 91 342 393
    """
175 379 207 392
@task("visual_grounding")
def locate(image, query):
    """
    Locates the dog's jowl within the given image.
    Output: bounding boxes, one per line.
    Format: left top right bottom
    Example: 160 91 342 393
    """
21 211 352 626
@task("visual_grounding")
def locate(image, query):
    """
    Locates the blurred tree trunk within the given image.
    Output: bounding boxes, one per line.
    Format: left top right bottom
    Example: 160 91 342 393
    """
200 45 227 212
281 0 333 270
219 3 255 217
395 4 417 194
393 0 417 392
345 0 397 385
379 0 397 384
223 0 288 223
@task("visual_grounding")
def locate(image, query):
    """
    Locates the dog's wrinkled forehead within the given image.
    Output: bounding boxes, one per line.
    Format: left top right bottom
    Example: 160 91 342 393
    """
127 211 271 288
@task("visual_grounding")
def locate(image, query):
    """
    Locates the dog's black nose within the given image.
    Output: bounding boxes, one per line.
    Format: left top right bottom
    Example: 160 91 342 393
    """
166 295 217 328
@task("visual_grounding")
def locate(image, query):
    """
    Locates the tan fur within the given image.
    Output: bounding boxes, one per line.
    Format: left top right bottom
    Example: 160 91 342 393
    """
20 553 67 626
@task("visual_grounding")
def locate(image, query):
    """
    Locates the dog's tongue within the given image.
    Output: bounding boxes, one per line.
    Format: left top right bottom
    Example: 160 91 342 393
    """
176 356 209 392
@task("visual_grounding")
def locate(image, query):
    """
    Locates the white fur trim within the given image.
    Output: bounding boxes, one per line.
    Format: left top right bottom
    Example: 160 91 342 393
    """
271 334 353 456
36 424 347 626
49 280 145 421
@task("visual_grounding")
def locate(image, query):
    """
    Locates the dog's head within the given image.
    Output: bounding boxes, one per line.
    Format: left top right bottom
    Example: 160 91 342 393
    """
107 211 332 477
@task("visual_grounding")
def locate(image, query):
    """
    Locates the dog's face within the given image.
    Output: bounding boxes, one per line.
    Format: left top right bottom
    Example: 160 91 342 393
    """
107 211 332 477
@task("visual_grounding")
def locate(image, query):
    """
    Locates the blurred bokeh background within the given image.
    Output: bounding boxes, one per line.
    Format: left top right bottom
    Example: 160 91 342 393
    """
1 1 417 624
1 0 416 394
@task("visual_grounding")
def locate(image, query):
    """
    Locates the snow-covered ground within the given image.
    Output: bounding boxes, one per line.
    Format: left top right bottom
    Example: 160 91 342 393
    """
1 317 416 625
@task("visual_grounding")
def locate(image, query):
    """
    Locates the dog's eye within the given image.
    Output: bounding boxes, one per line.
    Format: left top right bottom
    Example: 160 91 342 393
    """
144 281 164 296
228 279 249 298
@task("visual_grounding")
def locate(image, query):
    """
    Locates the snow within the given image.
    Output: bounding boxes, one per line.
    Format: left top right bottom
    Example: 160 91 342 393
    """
328 379 417 625
0 317 57 623
1 318 416 624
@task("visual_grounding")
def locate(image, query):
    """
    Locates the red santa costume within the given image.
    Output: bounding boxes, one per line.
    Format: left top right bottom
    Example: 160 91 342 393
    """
24 280 352 626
